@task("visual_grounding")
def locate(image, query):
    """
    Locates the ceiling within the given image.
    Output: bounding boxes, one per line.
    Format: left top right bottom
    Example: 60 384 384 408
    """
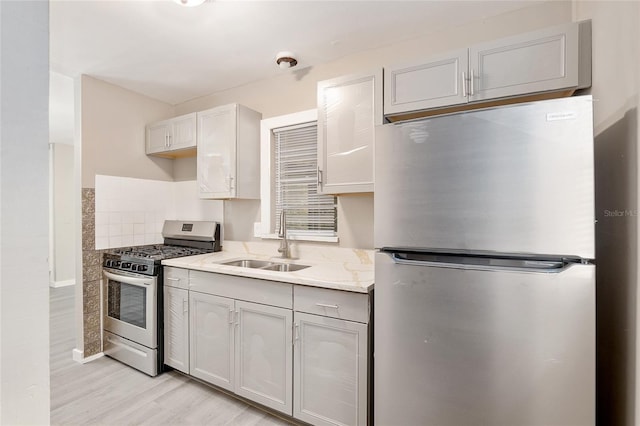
50 0 537 106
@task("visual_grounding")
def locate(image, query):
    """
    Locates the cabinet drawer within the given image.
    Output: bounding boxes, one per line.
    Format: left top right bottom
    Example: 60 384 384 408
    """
294 286 369 323
164 267 189 289
190 270 293 309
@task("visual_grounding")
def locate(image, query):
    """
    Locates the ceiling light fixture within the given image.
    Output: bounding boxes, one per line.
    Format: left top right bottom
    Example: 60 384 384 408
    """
173 0 206 7
275 51 298 69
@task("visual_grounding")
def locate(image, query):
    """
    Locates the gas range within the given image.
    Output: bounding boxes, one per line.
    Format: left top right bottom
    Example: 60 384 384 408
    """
102 220 222 276
102 220 221 376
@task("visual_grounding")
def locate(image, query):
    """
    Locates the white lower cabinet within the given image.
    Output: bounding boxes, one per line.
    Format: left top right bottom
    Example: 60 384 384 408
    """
164 286 190 374
189 291 235 391
293 312 368 426
164 267 190 374
235 301 293 414
189 290 293 415
183 269 370 425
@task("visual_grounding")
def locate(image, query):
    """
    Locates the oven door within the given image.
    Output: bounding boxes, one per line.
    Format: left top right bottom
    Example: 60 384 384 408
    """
103 268 157 349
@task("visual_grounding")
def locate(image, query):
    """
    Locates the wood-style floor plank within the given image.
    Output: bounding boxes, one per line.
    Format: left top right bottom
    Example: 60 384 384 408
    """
49 286 294 425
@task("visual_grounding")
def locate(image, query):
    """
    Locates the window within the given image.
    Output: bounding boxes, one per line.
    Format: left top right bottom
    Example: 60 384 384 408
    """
260 110 338 242
274 123 337 237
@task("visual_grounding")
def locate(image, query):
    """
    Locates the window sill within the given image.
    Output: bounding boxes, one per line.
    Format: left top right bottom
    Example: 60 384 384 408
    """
260 233 339 244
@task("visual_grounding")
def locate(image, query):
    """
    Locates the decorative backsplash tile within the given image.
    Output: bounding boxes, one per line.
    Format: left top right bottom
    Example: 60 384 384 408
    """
95 175 223 250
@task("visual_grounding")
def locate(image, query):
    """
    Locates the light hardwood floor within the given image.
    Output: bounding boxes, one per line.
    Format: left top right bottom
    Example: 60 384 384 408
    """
50 286 293 426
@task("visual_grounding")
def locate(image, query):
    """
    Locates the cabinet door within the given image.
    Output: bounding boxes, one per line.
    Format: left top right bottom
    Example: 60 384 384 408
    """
146 120 171 154
170 113 197 151
317 69 382 194
469 21 580 102
234 300 293 415
384 48 469 115
164 286 189 374
189 291 235 391
293 312 368 426
197 105 237 199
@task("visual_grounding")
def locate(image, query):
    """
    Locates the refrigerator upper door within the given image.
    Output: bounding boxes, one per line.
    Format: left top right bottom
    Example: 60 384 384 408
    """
375 96 595 259
374 251 595 426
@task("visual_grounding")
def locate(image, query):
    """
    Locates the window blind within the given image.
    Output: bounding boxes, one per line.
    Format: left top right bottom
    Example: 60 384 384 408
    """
274 123 337 237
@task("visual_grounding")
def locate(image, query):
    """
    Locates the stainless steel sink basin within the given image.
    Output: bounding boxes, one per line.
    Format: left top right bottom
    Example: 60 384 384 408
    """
221 259 273 268
261 263 310 272
220 259 310 272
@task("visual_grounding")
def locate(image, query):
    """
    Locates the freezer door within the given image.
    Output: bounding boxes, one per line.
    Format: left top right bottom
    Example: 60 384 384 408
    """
374 252 595 426
375 96 595 259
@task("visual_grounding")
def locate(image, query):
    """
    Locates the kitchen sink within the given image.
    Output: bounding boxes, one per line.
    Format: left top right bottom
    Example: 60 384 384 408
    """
261 263 310 272
222 259 273 268
220 259 310 272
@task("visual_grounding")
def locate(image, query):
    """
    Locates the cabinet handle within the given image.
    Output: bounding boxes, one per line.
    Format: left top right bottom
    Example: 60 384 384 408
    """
167 277 180 281
461 71 467 97
315 302 339 309
228 308 234 324
165 134 168 148
317 167 323 187
228 176 234 190
294 323 300 345
168 134 172 147
470 68 475 96
183 299 188 314
235 310 239 327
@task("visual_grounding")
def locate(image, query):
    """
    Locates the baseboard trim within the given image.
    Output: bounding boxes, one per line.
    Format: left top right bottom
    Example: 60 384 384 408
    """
72 348 104 364
50 279 76 288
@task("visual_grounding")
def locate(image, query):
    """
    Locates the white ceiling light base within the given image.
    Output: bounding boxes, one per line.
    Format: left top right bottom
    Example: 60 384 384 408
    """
276 51 298 69
173 0 206 7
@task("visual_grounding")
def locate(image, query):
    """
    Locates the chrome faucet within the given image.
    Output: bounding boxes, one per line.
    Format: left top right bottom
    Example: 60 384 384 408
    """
277 210 290 259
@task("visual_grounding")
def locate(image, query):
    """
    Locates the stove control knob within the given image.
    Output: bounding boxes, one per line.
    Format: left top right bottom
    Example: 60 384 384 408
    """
122 262 131 269
138 265 148 272
114 260 121 267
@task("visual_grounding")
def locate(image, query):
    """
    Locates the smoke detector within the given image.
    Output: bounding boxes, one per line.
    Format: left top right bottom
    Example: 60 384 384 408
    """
275 51 298 69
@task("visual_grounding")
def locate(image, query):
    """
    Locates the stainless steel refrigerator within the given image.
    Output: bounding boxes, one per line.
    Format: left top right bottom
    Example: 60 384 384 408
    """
374 96 595 425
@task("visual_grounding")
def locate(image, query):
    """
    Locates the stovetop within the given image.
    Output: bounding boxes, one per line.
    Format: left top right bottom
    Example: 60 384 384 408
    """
102 220 221 276
103 244 215 276
109 244 213 261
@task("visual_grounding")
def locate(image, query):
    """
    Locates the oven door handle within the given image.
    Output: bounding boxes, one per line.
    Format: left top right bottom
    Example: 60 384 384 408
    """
103 270 153 287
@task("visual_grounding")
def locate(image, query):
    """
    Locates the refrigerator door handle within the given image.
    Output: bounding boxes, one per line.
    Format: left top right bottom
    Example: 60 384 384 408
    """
389 252 569 273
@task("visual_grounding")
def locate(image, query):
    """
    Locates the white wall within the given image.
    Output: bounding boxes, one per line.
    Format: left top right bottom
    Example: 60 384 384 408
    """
81 75 176 188
50 71 76 287
572 2 640 424
173 1 572 249
50 71 74 144
52 143 76 285
0 1 51 423
94 175 223 249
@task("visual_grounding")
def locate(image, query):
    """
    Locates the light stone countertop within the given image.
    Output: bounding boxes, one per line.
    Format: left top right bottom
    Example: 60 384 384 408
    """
161 240 374 293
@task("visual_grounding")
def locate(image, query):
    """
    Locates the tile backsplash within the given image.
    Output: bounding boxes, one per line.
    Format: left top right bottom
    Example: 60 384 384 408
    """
95 175 223 249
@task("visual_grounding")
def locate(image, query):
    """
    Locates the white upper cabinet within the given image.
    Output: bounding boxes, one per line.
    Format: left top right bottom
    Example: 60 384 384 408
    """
147 120 172 154
384 20 591 118
197 104 261 199
317 69 382 194
385 49 469 114
468 20 590 102
146 113 197 156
